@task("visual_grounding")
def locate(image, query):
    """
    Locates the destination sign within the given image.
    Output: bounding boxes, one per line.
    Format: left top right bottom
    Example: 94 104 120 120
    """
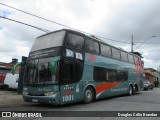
28 47 60 60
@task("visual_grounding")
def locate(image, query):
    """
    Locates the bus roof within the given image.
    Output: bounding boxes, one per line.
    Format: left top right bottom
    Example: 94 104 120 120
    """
37 29 141 58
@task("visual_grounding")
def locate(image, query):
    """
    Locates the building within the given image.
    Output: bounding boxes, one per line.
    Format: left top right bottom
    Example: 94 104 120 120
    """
0 62 5 65
144 68 160 84
154 70 160 82
0 58 20 73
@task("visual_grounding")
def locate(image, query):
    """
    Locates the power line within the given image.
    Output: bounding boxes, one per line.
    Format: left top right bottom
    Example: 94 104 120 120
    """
0 3 75 29
0 16 50 33
93 36 131 44
146 44 160 47
0 2 131 44
134 44 143 53
134 36 156 51
134 42 160 46
135 42 160 44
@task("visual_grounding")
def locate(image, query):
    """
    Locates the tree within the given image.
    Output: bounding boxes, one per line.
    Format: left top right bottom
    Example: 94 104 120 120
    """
154 80 159 87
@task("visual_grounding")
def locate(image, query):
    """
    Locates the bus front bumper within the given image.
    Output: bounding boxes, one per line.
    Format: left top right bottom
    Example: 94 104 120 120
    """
23 94 60 105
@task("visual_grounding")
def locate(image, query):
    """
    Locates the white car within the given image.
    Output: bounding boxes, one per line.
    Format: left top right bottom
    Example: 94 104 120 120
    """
3 73 19 90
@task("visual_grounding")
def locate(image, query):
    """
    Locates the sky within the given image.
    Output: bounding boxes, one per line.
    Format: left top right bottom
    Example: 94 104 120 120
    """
0 0 160 69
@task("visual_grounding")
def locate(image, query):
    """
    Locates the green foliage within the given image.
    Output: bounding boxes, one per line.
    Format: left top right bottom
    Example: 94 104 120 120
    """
154 80 159 87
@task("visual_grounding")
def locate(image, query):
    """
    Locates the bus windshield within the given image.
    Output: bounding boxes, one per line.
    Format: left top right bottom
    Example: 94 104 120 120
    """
24 57 59 84
30 31 66 52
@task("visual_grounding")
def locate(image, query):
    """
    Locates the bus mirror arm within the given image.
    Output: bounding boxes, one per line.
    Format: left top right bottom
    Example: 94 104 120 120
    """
12 62 23 75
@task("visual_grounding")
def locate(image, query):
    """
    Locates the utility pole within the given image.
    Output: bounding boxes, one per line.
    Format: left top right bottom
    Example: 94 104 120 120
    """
131 35 134 52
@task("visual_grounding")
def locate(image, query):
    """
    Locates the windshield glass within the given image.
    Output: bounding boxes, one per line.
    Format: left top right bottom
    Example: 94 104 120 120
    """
24 57 59 84
30 31 66 52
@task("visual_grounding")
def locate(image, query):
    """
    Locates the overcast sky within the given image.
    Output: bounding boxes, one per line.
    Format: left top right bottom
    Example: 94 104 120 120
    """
0 0 160 69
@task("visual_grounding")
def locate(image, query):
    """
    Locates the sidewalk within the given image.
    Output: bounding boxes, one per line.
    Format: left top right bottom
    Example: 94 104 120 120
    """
0 89 25 107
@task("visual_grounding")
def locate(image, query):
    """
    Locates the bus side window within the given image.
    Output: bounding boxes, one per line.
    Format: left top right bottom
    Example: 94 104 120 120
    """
60 60 74 84
85 38 99 54
85 38 94 52
93 41 99 54
116 70 128 81
124 71 128 80
94 67 106 81
66 33 84 50
60 59 83 84
112 48 120 60
128 54 134 64
101 44 111 57
74 61 83 82
106 70 116 81
94 67 116 81
121 51 128 62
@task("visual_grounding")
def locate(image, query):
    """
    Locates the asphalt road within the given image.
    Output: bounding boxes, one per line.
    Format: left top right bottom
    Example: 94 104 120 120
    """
1 88 160 120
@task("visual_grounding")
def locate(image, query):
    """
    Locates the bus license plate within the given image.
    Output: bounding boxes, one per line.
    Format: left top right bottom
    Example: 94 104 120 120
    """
32 99 38 103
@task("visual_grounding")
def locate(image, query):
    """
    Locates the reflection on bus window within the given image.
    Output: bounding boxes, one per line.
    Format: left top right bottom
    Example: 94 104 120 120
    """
121 51 128 62
60 60 73 81
101 44 111 57
128 54 134 64
94 67 116 81
24 57 58 84
66 33 84 50
94 67 128 81
85 38 99 54
112 48 120 59
60 59 83 84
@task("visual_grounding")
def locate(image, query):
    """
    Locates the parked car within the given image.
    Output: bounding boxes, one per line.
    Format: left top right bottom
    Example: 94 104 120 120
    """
3 73 19 90
143 80 154 90
0 66 12 88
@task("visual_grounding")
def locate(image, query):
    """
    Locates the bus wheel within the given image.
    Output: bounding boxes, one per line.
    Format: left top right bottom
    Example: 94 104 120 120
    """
84 87 94 104
133 85 138 94
128 85 133 96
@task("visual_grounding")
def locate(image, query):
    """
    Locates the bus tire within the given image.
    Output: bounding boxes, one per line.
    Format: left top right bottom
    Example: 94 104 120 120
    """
84 86 94 104
133 85 138 94
128 85 133 96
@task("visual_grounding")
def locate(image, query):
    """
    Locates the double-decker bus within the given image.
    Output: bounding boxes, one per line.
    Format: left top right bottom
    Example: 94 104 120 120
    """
23 29 144 105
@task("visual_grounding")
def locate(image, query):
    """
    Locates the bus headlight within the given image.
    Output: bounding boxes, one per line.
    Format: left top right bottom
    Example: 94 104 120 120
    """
44 91 57 96
23 87 28 91
23 91 28 95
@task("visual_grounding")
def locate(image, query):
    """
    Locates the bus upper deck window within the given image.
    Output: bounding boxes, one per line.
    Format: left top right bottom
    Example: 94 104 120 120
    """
85 38 99 54
101 44 111 57
128 54 134 64
66 33 84 50
121 51 128 62
112 48 120 60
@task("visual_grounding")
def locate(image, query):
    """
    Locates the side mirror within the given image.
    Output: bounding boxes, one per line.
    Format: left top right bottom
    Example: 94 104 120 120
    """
12 62 22 75
49 56 60 75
